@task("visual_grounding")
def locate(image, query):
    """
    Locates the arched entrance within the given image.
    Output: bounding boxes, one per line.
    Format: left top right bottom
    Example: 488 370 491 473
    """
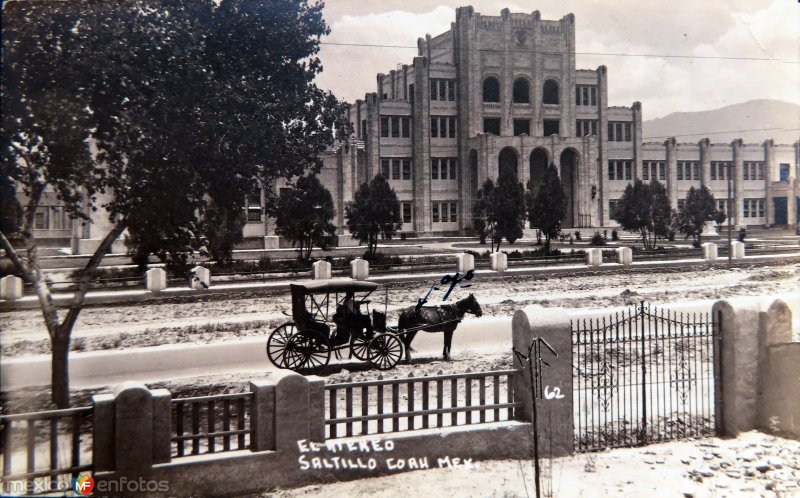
529 148 549 194
498 147 518 178
560 149 579 228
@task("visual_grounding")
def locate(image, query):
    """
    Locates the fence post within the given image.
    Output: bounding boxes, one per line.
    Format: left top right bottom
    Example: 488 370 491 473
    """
151 389 172 464
730 241 745 259
615 247 632 265
0 275 23 301
307 376 326 442
585 248 602 267
490 252 507 272
511 307 574 457
271 371 310 451
91 394 115 472
190 266 210 290
313 261 332 280
112 382 154 475
457 253 474 273
350 258 369 280
701 242 718 261
249 380 276 452
145 268 167 293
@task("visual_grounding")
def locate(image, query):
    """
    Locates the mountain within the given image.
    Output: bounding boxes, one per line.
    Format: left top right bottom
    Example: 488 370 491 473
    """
641 99 800 145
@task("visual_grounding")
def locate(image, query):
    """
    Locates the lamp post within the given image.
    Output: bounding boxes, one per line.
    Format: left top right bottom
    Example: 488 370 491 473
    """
727 162 732 267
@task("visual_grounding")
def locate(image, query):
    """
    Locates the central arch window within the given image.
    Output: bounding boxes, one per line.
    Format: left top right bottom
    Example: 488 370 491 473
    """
483 76 500 103
512 78 530 103
543 79 559 105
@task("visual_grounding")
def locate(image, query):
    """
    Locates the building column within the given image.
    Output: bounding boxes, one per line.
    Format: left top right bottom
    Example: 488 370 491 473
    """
632 102 643 182
764 139 775 226
732 139 744 226
665 138 678 209
596 66 608 224
699 138 711 187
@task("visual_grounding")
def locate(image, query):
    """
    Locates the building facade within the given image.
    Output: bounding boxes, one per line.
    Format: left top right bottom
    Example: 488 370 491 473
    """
305 6 799 240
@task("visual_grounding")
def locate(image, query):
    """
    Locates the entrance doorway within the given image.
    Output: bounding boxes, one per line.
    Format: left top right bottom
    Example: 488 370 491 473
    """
560 149 578 227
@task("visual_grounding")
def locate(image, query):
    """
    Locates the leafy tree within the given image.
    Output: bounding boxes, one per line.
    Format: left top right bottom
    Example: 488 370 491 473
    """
677 186 725 245
345 175 402 259
274 174 337 260
472 179 495 247
613 179 672 250
1 0 348 407
529 165 567 253
472 172 526 252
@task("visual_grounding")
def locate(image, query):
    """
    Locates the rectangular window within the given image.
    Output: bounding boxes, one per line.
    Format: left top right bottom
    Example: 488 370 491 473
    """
659 162 666 181
392 160 400 180
361 119 367 139
608 162 615 181
757 163 764 180
402 118 410 138
402 159 411 180
617 162 624 181
483 118 501 135
607 121 633 142
677 164 683 181
430 79 457 101
449 160 456 181
543 119 560 137
624 161 631 180
432 203 439 223
431 117 438 138
576 85 598 106
380 117 389 138
513 119 530 136
743 199 750 218
34 208 47 230
711 164 717 180
402 202 412 224
609 200 620 219
440 160 447 180
693 163 699 180
642 163 649 180
576 119 598 137
758 199 765 217
381 159 390 178
391 118 400 138
440 203 448 222
431 116 456 138
431 159 439 180
718 200 727 214
430 80 437 101
779 163 790 181
743 162 749 180
448 81 456 101
450 202 457 222
448 117 456 138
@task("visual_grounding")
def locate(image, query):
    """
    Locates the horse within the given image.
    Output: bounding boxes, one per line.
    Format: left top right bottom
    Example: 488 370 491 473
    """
396 294 483 361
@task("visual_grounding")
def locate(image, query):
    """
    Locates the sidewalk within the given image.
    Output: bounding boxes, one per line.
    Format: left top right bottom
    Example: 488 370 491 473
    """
3 251 799 311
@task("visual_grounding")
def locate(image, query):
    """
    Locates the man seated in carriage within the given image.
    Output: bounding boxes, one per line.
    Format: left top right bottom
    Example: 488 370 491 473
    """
332 293 373 346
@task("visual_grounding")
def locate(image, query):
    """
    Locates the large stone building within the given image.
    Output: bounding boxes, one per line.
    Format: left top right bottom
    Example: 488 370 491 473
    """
295 6 799 240
38 6 800 251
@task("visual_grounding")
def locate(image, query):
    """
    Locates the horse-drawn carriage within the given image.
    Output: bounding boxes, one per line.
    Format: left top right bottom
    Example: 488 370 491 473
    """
266 278 482 373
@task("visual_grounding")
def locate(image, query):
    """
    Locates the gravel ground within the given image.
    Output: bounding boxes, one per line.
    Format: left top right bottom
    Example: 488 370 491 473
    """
253 431 800 498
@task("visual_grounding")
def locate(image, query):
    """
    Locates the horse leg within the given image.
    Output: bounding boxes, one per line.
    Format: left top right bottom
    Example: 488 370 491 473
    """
443 328 454 360
403 330 417 363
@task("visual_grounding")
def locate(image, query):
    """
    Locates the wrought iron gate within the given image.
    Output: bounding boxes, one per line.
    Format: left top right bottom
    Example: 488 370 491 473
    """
572 302 718 452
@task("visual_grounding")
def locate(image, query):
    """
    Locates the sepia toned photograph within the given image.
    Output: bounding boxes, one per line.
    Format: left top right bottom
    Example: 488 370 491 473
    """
1 1 798 496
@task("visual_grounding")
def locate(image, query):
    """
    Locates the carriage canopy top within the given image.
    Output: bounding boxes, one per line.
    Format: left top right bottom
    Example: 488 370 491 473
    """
290 279 379 295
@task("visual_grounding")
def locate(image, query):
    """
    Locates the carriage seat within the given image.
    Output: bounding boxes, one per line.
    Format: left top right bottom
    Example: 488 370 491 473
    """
296 310 331 344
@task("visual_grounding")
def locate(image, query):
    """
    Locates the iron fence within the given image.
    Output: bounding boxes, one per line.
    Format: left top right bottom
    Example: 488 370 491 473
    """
572 303 717 452
1 406 93 495
171 392 252 458
325 369 518 439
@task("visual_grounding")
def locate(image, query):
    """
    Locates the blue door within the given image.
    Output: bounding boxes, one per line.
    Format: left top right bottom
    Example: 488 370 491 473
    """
774 197 788 225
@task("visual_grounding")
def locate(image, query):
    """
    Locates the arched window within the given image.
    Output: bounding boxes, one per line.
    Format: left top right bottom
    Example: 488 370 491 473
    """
512 78 530 103
483 76 500 103
543 79 559 105
498 147 518 178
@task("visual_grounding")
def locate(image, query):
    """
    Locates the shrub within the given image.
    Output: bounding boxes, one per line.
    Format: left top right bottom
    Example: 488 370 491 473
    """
590 231 606 246
574 231 582 241
611 229 619 241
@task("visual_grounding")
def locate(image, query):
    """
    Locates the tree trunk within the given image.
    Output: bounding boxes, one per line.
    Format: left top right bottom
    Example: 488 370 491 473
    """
51 328 70 409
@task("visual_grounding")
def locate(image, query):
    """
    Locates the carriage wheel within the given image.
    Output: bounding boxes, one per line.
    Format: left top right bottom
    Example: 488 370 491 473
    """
368 333 405 370
288 334 331 374
350 332 373 361
266 323 298 369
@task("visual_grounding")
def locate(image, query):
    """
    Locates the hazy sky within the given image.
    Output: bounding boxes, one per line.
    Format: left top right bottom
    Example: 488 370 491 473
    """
313 0 799 119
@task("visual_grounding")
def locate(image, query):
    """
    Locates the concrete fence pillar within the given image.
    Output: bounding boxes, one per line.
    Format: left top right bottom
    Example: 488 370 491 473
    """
0 275 23 301
615 247 632 265
91 394 115 472
511 307 574 457
312 261 331 280
264 236 279 250
249 380 276 452
585 248 602 267
190 266 210 290
490 252 507 272
350 258 369 280
307 376 326 442
730 241 745 259
456 253 474 273
701 242 718 261
271 371 311 451
145 268 167 293
151 389 172 464
112 382 155 475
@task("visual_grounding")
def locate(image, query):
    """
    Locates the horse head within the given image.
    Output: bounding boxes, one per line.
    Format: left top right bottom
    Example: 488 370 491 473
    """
466 293 483 317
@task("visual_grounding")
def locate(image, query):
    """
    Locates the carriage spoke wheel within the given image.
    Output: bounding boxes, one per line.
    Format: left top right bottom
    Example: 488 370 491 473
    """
288 334 331 374
350 332 374 361
266 323 298 369
368 333 404 370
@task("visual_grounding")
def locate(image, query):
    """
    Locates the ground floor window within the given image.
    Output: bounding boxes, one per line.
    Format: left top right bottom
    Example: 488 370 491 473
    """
743 198 765 218
432 201 457 223
402 202 412 224
608 199 620 219
381 158 412 180
608 160 632 181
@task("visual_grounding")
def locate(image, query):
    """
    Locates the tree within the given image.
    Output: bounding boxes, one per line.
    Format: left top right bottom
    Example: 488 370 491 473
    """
677 186 725 245
612 179 672 250
472 179 495 247
529 165 567 253
1 0 348 407
274 174 337 260
345 175 402 259
472 172 526 252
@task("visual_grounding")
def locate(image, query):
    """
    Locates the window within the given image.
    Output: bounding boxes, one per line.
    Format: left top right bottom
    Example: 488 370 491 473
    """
659 162 666 181
402 202 412 224
642 163 649 180
380 116 411 138
246 187 262 222
34 208 47 230
677 164 683 181
483 118 501 135
643 161 665 182
431 158 458 181
575 85 598 106
382 158 411 180
543 119 560 137
779 163 790 181
513 119 530 136
744 161 765 181
711 161 730 181
483 76 500 103
576 120 597 137
431 116 456 138
432 202 457 223
609 199 620 219
361 119 367 139
512 78 530 103
542 79 559 104
608 160 633 181
744 198 766 218
607 121 632 142
717 199 728 214
430 79 456 101
676 161 698 181
757 163 764 180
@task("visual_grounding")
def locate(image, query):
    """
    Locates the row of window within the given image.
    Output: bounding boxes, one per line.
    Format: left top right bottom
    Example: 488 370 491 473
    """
576 119 597 137
430 79 456 102
431 158 458 180
743 161 765 181
380 158 412 180
33 206 73 231
743 198 765 218
432 202 459 223
576 85 598 106
608 160 633 181
380 116 411 138
482 77 559 105
642 161 667 181
611 198 765 219
431 116 457 138
676 161 699 181
608 121 632 142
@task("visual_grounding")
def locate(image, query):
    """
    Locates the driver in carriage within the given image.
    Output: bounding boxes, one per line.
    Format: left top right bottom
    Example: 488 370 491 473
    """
332 293 373 347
